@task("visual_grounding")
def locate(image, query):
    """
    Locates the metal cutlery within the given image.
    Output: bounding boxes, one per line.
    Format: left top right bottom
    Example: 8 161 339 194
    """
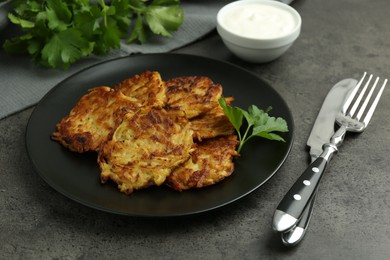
273 72 388 233
281 78 358 246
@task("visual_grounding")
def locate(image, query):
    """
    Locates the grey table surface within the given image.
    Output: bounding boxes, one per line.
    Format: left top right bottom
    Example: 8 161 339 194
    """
1 0 390 259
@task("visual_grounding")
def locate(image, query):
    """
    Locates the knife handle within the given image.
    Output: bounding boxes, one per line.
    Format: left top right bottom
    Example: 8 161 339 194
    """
281 193 316 246
272 144 337 232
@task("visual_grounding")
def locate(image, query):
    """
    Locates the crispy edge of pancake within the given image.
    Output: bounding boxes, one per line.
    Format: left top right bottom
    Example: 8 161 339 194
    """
51 86 139 153
165 135 239 191
191 97 235 141
165 76 223 119
98 107 194 194
114 71 166 107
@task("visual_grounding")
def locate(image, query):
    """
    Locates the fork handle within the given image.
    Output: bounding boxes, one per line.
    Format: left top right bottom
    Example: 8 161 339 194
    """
281 192 317 246
272 144 337 233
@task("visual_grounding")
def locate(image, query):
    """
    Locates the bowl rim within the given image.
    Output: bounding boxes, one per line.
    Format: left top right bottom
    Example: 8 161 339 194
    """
217 0 302 48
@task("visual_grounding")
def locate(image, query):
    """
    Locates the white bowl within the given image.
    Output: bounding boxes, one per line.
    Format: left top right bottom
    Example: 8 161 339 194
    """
217 0 302 63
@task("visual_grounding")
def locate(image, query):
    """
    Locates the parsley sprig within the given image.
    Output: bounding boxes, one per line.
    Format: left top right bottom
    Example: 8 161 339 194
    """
2 0 184 69
219 98 289 153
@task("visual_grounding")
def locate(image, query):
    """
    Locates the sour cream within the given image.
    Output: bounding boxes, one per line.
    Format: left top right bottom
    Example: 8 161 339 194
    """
221 4 296 39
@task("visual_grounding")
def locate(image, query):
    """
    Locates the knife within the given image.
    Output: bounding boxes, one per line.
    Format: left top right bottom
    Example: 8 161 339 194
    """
272 78 358 234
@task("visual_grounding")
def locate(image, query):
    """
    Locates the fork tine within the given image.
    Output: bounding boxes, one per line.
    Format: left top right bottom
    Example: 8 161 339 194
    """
342 72 367 114
349 74 373 117
356 76 379 120
362 78 388 125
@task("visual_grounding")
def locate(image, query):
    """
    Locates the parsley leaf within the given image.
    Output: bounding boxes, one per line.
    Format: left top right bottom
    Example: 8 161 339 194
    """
3 0 184 69
145 5 184 37
41 28 94 69
219 97 244 134
7 13 35 28
127 13 148 44
219 98 289 153
45 0 72 31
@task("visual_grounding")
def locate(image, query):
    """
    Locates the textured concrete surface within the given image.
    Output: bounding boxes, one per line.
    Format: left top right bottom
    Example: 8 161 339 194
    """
1 0 390 259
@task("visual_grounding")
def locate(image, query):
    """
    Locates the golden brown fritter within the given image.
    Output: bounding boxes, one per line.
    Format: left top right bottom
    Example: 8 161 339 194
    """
191 97 235 141
98 107 194 194
114 71 166 107
51 87 139 153
165 76 223 119
165 135 239 191
52 71 241 195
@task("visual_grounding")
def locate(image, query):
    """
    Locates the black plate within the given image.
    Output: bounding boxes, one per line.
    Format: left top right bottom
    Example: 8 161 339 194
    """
26 53 294 217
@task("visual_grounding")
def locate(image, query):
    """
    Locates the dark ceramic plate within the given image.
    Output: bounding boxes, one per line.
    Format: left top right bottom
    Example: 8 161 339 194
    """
26 53 294 217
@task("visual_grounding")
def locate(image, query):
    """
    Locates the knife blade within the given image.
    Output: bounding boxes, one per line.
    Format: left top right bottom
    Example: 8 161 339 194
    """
307 78 358 162
272 78 358 234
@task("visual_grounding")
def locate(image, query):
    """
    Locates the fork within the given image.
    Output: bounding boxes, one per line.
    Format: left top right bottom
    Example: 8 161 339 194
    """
272 72 388 233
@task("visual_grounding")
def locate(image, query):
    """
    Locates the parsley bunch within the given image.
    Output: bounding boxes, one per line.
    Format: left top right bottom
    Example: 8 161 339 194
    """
219 98 289 153
2 0 183 69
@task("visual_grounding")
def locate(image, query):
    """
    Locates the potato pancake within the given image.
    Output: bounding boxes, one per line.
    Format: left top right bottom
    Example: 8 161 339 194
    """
114 71 166 107
52 71 241 195
98 107 194 194
51 87 139 153
165 76 223 119
165 135 239 191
